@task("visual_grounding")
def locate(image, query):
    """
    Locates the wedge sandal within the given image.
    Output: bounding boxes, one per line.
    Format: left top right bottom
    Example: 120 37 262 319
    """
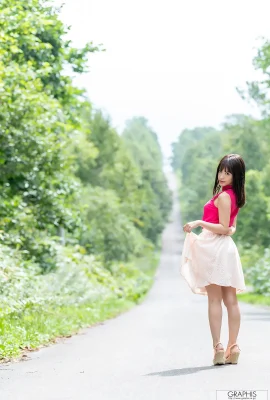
213 342 225 365
225 343 240 364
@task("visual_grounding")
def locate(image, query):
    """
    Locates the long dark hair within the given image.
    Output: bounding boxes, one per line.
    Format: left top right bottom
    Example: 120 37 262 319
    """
213 154 246 208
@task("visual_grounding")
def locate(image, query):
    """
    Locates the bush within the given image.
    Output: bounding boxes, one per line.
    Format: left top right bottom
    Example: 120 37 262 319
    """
75 186 153 263
0 242 159 359
245 248 270 295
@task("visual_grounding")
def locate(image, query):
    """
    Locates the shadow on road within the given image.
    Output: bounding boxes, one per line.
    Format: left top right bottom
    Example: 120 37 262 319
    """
145 364 229 377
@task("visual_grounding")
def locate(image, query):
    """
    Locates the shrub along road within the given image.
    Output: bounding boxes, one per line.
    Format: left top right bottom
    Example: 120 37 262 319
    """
0 173 269 400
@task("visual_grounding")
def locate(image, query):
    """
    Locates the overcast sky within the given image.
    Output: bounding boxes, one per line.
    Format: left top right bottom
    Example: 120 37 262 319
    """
57 0 270 159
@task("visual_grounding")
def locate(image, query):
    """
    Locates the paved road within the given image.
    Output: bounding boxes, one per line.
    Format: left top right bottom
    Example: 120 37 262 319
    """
1 174 269 400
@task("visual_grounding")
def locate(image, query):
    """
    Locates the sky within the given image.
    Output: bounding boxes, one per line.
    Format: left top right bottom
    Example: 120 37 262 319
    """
57 0 270 159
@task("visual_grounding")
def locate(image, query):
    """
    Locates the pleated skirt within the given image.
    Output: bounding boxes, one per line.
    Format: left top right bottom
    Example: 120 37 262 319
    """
180 229 246 296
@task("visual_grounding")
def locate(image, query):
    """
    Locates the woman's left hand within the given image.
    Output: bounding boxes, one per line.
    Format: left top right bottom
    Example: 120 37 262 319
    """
183 220 201 233
227 226 236 236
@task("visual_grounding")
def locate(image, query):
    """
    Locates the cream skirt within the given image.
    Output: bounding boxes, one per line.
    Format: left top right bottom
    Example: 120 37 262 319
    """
180 229 246 296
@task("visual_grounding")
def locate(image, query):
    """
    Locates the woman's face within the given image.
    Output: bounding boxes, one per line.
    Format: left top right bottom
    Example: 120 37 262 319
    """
218 168 233 187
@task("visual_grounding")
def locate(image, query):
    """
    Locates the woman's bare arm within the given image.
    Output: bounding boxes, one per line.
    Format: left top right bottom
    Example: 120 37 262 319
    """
227 215 237 236
198 192 231 235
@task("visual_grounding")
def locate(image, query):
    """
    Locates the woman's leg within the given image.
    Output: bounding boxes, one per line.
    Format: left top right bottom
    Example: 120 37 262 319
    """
205 284 223 349
221 286 241 356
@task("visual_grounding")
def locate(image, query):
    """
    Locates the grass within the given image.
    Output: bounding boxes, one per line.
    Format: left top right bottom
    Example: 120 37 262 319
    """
0 298 134 361
0 253 159 362
4 247 270 363
238 292 270 307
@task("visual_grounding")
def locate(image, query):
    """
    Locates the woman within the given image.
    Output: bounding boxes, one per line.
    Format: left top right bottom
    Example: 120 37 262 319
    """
181 154 246 366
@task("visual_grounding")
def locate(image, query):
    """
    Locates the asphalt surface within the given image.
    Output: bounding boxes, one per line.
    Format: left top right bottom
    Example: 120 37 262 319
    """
0 174 269 400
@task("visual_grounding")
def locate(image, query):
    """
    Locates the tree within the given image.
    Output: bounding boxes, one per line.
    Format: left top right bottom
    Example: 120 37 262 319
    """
0 0 99 268
122 117 172 242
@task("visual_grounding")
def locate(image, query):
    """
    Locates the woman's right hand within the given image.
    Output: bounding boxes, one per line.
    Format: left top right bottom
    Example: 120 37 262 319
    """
183 220 201 233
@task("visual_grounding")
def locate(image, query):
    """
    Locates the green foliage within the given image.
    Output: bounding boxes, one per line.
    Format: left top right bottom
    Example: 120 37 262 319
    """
0 0 100 268
237 243 264 273
171 102 270 295
75 186 151 263
171 127 217 171
171 117 270 248
222 115 268 171
235 170 270 247
0 0 171 359
172 127 223 223
237 292 270 305
122 117 172 243
72 111 172 247
242 38 270 115
246 248 270 295
0 243 158 359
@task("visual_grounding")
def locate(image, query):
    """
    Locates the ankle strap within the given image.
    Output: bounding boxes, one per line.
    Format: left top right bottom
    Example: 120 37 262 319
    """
213 342 223 349
228 343 240 351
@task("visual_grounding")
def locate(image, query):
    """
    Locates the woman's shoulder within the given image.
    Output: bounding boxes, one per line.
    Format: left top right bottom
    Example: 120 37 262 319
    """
213 189 231 199
223 188 237 199
212 190 233 207
216 191 232 203
210 188 235 203
222 188 238 208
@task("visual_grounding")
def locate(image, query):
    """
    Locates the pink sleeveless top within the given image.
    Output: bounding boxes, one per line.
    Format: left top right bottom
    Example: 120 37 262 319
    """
202 185 239 227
